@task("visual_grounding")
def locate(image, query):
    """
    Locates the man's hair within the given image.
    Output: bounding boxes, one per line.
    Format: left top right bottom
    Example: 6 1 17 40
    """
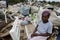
42 11 50 17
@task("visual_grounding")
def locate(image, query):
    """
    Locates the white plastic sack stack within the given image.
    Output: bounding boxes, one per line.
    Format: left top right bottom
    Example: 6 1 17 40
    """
9 5 20 13
37 7 45 21
28 0 32 2
9 16 21 40
0 8 8 23
49 11 60 26
0 1 6 8
34 13 39 26
31 6 39 13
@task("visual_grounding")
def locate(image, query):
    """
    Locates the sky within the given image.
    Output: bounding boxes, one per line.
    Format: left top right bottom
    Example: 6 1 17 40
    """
28 0 60 2
37 0 60 2
46 0 60 2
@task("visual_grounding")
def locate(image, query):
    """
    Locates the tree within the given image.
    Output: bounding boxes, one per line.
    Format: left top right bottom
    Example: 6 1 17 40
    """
8 0 26 5
43 0 46 3
48 1 51 4
51 1 55 5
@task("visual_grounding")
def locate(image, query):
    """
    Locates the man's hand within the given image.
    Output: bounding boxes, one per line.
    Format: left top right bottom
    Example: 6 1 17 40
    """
31 33 50 38
31 33 39 38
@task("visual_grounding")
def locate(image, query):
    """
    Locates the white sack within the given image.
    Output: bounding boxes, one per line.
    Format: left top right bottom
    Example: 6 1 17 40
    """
31 6 39 13
9 17 21 40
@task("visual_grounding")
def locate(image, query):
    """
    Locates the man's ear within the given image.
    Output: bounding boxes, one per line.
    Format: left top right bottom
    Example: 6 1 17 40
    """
48 16 50 18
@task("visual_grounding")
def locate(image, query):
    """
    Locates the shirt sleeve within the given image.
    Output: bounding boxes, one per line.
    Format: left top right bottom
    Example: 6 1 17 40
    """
37 21 41 25
47 23 53 34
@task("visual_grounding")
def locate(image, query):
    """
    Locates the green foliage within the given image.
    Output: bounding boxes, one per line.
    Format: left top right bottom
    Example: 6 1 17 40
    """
30 13 35 21
8 0 27 5
8 0 60 6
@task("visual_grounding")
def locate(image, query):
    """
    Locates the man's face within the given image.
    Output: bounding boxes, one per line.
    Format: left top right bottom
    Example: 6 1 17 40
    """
42 14 49 23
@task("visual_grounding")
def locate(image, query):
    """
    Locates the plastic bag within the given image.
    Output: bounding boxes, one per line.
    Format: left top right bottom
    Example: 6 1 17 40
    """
21 20 28 26
9 17 20 40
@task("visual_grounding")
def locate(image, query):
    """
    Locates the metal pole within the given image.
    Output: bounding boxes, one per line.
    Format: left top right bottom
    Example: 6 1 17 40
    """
6 0 8 8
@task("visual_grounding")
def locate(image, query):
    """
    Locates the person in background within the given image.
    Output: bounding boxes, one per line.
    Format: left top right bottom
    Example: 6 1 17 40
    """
28 10 53 40
19 3 30 17
6 0 8 8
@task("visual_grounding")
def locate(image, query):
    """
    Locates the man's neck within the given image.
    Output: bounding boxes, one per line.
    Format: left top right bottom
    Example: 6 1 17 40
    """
43 20 48 23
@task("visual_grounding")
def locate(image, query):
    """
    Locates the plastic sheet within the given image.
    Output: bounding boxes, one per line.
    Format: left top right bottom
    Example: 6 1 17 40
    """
20 5 30 16
9 17 21 40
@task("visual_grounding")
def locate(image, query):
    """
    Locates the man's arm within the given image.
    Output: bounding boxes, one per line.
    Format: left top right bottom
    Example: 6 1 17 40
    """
35 33 51 37
31 25 38 37
32 25 38 34
31 32 51 38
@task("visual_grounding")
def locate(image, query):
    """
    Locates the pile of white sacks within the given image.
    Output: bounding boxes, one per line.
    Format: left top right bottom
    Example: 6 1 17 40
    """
9 3 60 40
0 1 6 8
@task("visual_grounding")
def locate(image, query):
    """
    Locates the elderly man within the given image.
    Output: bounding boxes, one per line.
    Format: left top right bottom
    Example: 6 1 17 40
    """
28 10 53 40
